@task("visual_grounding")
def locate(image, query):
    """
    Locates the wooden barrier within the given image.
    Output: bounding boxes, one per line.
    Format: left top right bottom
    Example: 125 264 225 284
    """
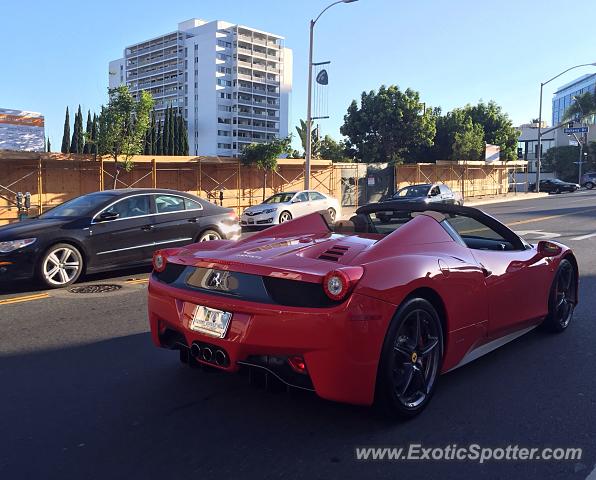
0 152 339 225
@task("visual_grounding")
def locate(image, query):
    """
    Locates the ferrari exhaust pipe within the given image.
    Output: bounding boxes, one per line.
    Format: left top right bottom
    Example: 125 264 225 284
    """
201 347 213 362
215 349 227 366
190 343 201 358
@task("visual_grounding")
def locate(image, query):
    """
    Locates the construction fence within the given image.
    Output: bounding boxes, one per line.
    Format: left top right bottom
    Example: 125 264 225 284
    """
0 152 529 225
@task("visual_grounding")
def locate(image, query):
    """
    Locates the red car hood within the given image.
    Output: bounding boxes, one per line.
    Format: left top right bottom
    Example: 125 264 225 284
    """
165 214 377 282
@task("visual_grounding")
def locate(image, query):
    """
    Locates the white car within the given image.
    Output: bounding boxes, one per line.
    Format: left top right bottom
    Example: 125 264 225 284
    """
240 190 341 227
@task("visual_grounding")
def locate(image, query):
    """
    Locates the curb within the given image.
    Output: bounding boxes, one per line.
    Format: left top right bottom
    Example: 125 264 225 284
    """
465 193 549 207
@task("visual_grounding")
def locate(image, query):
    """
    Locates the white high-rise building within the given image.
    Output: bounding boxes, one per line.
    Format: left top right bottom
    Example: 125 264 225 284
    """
109 18 292 157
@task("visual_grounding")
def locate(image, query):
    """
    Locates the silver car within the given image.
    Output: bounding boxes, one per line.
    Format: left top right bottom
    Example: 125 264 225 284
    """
240 190 341 227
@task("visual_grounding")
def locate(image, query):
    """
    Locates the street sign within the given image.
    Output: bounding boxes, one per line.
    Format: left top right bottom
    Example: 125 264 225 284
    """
564 126 589 134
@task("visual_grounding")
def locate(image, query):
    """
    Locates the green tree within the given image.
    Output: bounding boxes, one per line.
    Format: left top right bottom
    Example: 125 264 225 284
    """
180 116 189 155
168 107 175 155
61 107 70 153
452 117 485 160
83 111 93 154
174 112 181 155
46 138 51 153
563 89 596 122
340 85 436 163
96 86 155 188
432 101 518 161
543 144 594 182
70 105 84 154
463 101 518 161
319 135 349 161
163 108 170 154
241 137 292 200
295 119 320 158
91 114 98 154
157 120 164 155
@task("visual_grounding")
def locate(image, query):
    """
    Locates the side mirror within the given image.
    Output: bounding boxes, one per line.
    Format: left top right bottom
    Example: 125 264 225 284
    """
97 211 119 222
292 198 301 203
537 240 562 258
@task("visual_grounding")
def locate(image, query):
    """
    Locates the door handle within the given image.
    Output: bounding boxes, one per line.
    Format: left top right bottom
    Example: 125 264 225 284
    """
187 217 198 223
141 225 155 231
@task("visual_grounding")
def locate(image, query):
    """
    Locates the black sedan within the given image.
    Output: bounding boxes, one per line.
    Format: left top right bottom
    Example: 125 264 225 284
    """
529 178 580 193
0 188 241 288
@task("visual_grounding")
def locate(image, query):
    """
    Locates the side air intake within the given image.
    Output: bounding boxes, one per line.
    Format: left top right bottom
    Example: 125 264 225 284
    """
318 245 350 262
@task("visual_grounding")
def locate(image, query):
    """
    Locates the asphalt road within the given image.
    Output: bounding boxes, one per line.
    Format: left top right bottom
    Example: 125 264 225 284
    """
1 191 596 480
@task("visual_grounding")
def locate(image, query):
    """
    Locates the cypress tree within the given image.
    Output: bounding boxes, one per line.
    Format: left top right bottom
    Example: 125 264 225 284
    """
83 110 92 154
168 107 175 155
163 108 170 155
61 107 70 153
91 114 98 154
157 120 164 155
46 138 51 153
181 118 189 155
173 111 180 155
70 106 83 153
77 106 85 153
149 111 156 155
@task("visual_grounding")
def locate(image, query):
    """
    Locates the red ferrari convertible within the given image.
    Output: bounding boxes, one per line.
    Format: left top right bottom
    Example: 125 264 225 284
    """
148 202 578 417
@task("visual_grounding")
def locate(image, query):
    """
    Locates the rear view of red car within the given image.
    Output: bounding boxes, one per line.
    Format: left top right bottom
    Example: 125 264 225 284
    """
148 203 578 418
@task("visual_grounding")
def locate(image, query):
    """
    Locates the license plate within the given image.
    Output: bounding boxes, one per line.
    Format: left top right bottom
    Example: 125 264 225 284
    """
248 218 255 224
189 305 232 338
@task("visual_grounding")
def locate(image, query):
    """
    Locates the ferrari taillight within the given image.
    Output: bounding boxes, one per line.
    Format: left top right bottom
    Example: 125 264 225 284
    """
152 251 167 273
323 270 350 300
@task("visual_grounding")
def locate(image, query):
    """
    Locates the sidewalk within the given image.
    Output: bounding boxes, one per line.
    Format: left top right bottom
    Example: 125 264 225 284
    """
339 193 549 220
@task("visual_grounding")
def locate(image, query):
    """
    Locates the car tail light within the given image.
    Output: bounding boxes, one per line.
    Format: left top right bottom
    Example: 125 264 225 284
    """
322 267 364 301
152 251 167 273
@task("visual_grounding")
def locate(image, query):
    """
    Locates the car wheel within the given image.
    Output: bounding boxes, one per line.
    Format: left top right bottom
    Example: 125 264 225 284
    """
585 182 594 189
327 208 336 222
38 243 84 288
376 297 444 419
198 230 222 242
279 211 292 223
542 259 577 333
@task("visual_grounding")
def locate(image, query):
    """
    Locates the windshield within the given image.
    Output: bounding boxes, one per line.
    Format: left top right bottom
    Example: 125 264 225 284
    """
39 193 113 218
393 185 431 198
262 192 296 204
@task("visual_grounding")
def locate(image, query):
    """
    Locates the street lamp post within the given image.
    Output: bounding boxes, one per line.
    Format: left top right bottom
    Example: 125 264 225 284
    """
305 0 358 189
536 62 596 192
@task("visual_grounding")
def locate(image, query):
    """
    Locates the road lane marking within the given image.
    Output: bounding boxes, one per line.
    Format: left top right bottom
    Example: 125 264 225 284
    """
515 230 561 239
570 232 596 241
125 279 149 285
0 293 50 305
506 207 596 228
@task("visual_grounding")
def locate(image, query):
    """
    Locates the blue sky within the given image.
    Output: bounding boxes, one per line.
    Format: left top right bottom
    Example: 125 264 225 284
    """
2 0 596 150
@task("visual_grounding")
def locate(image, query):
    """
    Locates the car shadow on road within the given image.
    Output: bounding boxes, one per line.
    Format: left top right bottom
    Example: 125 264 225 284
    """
0 265 152 295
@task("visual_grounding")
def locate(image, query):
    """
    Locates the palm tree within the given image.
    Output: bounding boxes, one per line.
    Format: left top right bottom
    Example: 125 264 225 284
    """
295 119 320 158
563 89 596 122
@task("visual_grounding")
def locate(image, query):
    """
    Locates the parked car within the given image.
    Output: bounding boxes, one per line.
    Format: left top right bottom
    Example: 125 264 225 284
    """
377 183 463 222
0 188 240 288
240 190 340 226
529 178 580 193
385 183 463 205
581 172 596 189
148 202 577 418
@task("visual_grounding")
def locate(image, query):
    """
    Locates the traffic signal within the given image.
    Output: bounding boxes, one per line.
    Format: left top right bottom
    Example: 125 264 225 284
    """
568 122 574 129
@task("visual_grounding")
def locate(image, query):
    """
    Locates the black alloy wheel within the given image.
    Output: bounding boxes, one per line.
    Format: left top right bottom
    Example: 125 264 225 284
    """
543 259 577 332
376 298 443 418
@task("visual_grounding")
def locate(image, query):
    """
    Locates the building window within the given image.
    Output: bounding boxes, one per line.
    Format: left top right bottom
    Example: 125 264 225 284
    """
218 143 232 149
